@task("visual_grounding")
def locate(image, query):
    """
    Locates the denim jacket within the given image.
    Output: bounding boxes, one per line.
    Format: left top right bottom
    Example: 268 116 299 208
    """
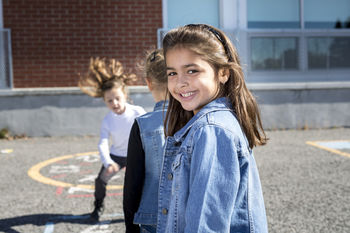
157 97 268 233
133 100 168 225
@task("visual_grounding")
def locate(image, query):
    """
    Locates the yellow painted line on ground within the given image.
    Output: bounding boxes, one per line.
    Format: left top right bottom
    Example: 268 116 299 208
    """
28 151 123 190
306 140 350 158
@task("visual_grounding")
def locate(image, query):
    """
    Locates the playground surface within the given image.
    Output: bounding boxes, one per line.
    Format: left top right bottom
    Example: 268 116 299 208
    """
0 128 349 233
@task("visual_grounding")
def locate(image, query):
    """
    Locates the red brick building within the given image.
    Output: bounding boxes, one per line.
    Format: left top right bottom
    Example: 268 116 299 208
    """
3 0 162 88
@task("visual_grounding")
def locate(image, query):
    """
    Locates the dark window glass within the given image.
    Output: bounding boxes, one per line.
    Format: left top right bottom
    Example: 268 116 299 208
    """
251 37 298 70
308 37 350 69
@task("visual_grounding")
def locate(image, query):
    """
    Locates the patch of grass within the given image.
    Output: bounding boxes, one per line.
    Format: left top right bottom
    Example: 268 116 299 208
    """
0 128 28 140
0 128 10 139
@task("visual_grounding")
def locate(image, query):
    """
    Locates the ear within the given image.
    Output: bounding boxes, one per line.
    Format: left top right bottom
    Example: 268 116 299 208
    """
145 78 153 91
218 69 229 84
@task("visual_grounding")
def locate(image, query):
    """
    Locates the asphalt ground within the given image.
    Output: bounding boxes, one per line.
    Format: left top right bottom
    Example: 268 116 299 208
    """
0 128 349 233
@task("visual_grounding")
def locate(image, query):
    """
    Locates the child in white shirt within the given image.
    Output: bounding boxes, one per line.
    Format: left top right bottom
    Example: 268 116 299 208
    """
79 58 145 221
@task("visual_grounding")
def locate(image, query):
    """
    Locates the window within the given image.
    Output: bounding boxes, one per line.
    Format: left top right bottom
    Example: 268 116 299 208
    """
167 0 219 29
251 37 298 70
308 37 350 69
160 0 350 81
247 0 350 73
247 0 300 29
304 0 350 29
247 0 350 29
159 0 220 47
0 28 13 89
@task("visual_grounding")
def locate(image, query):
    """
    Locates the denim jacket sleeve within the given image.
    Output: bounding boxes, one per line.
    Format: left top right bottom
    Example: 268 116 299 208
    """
185 124 241 232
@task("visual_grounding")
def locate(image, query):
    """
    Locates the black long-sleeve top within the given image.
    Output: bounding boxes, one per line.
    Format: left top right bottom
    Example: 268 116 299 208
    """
123 120 145 233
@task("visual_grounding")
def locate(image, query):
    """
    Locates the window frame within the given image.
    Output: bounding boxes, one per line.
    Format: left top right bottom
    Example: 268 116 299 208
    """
244 0 350 82
0 28 14 89
244 29 350 82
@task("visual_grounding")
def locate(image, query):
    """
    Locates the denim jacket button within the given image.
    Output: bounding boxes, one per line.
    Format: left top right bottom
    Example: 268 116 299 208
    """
162 208 168 215
167 173 173 180
174 141 181 146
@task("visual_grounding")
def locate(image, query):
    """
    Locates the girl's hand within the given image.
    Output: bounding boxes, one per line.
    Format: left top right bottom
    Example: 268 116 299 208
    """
106 163 119 175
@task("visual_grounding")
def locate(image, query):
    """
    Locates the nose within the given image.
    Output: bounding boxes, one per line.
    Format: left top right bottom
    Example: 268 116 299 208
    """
176 73 188 88
112 99 118 106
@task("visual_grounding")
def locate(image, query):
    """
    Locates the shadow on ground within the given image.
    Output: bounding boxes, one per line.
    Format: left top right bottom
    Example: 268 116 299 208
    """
0 213 124 232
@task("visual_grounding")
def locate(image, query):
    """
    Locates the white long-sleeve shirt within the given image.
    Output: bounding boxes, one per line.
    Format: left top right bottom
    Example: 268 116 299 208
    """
98 103 146 168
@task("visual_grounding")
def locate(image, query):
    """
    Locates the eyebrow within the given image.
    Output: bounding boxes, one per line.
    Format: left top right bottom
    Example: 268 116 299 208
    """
166 63 199 70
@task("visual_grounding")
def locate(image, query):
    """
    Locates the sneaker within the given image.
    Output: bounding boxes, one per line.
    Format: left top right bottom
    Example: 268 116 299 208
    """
90 200 104 221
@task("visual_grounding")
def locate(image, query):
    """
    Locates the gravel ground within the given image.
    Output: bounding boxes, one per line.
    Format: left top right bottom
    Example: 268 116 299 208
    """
0 128 349 233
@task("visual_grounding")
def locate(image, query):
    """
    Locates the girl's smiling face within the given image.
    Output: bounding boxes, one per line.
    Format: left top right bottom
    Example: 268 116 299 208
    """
166 47 226 114
103 86 127 115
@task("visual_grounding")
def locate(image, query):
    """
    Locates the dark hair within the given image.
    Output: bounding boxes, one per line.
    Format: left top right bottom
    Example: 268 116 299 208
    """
78 57 136 98
163 24 267 148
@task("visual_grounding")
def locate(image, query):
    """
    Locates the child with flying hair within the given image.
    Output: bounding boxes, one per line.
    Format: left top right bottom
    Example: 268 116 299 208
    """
79 58 146 222
158 24 268 232
123 49 168 233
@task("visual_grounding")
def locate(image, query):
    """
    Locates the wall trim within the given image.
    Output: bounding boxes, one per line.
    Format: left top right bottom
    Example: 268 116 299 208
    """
1 82 350 97
0 86 150 96
248 81 350 91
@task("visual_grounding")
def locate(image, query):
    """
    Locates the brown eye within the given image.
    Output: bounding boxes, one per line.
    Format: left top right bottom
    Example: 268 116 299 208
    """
188 70 198 74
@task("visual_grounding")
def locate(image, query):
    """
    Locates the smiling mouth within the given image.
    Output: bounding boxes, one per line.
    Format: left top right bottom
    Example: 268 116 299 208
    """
180 92 194 97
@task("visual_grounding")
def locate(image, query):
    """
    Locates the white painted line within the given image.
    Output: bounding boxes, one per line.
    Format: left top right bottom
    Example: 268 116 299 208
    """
306 140 350 158
316 141 350 149
43 213 124 233
43 222 54 233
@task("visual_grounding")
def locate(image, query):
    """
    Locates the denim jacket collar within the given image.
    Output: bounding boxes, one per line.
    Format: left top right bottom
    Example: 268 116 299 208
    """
154 100 168 112
173 97 232 142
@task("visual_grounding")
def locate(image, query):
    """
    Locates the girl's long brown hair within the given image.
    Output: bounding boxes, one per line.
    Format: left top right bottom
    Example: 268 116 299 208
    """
163 24 267 148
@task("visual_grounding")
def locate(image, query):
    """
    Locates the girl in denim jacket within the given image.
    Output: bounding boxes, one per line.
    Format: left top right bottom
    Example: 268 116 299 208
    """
123 49 168 233
157 24 269 233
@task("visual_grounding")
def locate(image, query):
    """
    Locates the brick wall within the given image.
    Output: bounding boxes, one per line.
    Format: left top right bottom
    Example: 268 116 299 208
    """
3 0 162 87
